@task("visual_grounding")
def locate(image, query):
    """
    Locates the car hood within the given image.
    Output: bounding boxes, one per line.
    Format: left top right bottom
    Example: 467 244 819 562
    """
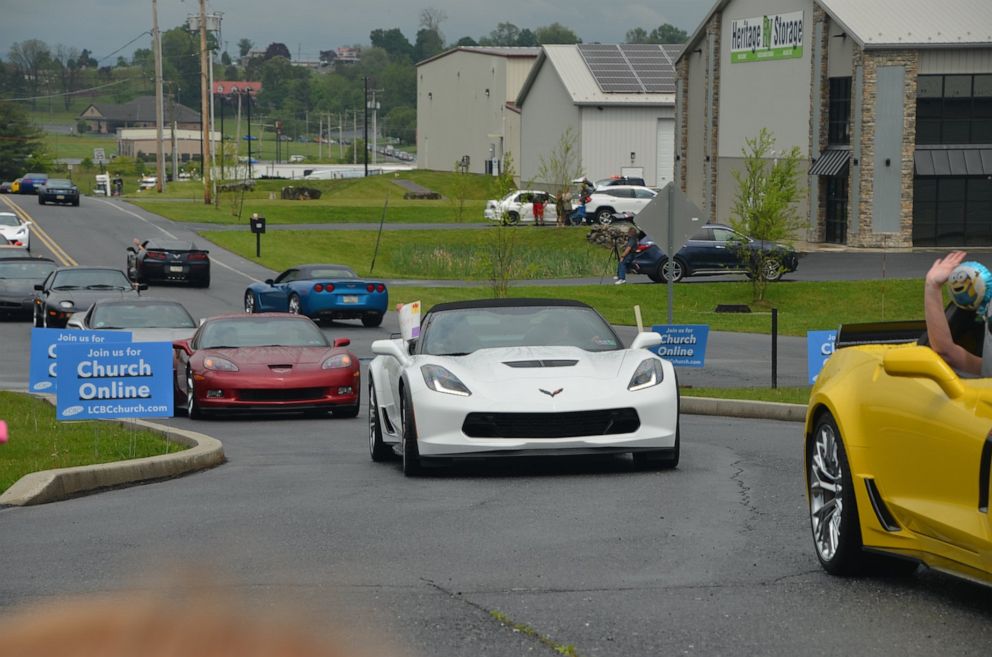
0 279 39 297
203 345 332 368
46 289 139 307
426 346 633 382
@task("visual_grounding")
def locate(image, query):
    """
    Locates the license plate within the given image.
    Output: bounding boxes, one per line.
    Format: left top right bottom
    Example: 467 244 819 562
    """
342 295 359 304
56 195 65 200
169 265 183 273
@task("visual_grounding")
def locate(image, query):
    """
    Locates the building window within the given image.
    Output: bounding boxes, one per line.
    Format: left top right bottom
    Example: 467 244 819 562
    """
827 77 852 145
825 176 848 244
916 74 992 145
913 176 992 246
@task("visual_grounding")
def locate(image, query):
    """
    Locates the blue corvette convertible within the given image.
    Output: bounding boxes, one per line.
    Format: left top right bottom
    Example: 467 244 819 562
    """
244 263 388 327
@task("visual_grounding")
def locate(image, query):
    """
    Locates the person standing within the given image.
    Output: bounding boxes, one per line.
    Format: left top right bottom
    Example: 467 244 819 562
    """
615 226 639 285
533 193 546 226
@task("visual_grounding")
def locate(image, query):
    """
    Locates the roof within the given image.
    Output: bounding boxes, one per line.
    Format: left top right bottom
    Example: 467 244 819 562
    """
819 0 992 49
417 46 541 67
518 45 677 108
81 96 201 124
680 0 992 60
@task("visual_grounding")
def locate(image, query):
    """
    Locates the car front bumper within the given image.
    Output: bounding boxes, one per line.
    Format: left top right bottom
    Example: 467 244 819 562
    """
194 367 360 412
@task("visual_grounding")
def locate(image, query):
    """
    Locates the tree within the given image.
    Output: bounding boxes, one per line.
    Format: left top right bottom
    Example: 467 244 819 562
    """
488 153 519 298
414 28 444 62
263 42 292 61
237 38 254 58
479 23 520 46
220 51 231 66
369 28 414 61
53 45 81 111
419 7 447 43
651 23 689 43
533 126 583 220
161 28 200 108
8 39 52 108
535 23 581 45
0 101 45 179
515 29 539 47
728 128 805 302
454 36 478 47
77 48 98 67
386 106 415 143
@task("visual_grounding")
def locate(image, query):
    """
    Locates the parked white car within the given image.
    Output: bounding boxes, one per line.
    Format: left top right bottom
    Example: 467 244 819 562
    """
138 176 157 191
484 190 557 224
0 212 30 251
585 185 657 224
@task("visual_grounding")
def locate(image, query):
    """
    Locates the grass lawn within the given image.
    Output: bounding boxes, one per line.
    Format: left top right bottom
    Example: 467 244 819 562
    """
0 391 186 494
43 132 117 161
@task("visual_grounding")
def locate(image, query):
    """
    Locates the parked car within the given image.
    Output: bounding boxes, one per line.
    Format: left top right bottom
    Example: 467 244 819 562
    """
33 266 144 328
483 190 557 224
127 238 211 287
595 176 647 189
172 313 360 418
585 186 657 224
138 176 157 191
66 297 197 342
0 256 56 319
642 223 800 283
0 212 30 250
367 298 676 476
244 263 388 327
37 178 80 206
803 310 992 586
0 181 13 194
18 173 48 194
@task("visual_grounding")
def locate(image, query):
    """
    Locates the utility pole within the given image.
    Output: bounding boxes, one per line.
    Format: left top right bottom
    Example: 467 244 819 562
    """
152 0 165 193
196 0 212 204
363 77 368 176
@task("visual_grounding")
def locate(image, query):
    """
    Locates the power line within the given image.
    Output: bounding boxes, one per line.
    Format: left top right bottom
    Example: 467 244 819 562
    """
97 31 153 63
0 77 143 102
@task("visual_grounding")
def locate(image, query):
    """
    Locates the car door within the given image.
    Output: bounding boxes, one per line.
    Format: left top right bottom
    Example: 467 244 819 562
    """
515 193 534 222
630 188 657 214
679 226 731 271
867 371 992 572
259 269 297 311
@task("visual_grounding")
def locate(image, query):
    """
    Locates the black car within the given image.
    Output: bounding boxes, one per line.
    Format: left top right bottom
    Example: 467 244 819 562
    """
37 178 80 206
595 175 647 188
0 256 56 319
34 266 144 328
127 238 210 287
629 223 800 283
18 173 48 194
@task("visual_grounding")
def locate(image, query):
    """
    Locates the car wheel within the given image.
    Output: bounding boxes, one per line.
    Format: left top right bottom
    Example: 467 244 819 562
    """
762 257 783 282
362 312 383 328
505 211 520 225
34 305 43 328
662 258 686 283
186 367 203 420
73 199 80 207
244 291 256 314
647 263 665 283
808 411 864 575
288 293 301 315
596 208 614 225
38 197 44 205
400 387 422 477
198 274 211 288
368 378 392 462
633 424 680 469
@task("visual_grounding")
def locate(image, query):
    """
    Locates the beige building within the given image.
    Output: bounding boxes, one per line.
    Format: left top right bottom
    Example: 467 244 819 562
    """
677 0 992 247
416 46 540 175
79 96 201 135
118 128 220 161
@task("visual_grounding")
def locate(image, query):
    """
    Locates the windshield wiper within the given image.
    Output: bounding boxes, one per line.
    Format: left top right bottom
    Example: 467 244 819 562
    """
52 285 79 290
436 352 470 356
85 284 123 290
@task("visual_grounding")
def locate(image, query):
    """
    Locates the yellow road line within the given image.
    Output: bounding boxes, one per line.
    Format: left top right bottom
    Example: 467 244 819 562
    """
0 195 77 266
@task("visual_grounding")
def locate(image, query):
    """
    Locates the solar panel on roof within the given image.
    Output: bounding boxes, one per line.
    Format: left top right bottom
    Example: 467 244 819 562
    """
577 43 678 95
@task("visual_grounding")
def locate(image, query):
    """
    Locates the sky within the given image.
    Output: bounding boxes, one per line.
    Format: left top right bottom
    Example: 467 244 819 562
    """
2 1 711 64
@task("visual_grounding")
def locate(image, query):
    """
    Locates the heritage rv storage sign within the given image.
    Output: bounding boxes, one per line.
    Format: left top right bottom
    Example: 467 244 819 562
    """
730 11 804 63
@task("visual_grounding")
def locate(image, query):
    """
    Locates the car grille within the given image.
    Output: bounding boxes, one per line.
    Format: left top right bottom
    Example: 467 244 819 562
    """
237 387 326 402
502 360 578 368
462 408 640 439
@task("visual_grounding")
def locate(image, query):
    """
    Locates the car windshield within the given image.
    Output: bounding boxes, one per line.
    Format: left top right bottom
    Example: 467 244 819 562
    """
419 305 621 355
0 214 19 227
50 269 131 290
197 318 329 349
0 260 55 279
46 179 73 189
305 267 356 279
90 302 195 329
148 240 195 251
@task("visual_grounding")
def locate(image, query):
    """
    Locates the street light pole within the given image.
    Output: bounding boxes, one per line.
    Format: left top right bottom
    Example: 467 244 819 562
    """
152 0 165 193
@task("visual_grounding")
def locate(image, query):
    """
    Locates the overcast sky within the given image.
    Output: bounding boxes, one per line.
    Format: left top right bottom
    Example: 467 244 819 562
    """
4 1 710 64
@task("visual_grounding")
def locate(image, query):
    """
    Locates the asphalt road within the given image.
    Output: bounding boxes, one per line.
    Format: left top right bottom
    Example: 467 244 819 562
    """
1 195 990 656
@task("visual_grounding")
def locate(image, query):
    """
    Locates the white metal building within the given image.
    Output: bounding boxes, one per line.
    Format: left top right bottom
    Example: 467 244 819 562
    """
416 47 540 175
516 44 680 189
677 0 992 247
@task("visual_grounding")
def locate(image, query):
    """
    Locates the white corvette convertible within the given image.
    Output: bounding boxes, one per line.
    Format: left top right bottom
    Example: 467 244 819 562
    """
367 298 680 476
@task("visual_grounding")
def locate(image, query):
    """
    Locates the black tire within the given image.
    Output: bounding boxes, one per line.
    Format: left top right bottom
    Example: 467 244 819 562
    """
38 197 44 205
244 291 256 314
807 412 865 575
334 398 360 418
647 263 665 283
505 211 520 225
400 386 422 476
186 367 203 420
288 293 302 315
362 312 383 328
72 199 79 207
633 424 680 469
596 208 615 225
662 257 686 283
197 274 211 288
34 306 43 328
762 257 783 282
368 378 392 462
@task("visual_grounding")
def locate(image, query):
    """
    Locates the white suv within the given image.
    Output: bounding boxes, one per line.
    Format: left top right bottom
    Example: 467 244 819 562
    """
483 190 556 224
585 186 656 224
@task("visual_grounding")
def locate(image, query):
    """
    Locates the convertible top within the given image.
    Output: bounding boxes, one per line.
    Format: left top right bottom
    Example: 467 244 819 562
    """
426 298 593 315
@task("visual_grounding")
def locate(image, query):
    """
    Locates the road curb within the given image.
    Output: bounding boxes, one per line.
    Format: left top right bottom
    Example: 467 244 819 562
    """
0 419 225 507
682 396 807 422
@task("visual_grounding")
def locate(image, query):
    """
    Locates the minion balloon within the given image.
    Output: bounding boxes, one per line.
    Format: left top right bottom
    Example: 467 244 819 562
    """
947 261 992 316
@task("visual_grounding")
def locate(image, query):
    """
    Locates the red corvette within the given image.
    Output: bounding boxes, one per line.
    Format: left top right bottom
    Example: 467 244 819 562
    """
172 313 360 418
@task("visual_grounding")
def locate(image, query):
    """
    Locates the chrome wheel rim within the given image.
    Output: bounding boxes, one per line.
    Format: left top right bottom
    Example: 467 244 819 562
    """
663 260 682 281
763 259 781 280
599 212 612 225
288 296 300 315
244 292 254 313
368 382 377 455
810 422 843 561
186 370 195 416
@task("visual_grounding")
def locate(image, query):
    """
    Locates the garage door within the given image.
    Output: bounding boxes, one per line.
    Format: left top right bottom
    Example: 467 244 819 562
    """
656 118 675 188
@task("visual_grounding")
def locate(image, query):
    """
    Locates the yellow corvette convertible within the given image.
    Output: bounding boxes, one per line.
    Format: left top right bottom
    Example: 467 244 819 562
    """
805 312 992 586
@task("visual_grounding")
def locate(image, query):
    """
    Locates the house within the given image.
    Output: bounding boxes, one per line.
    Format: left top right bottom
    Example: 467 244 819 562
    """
79 96 201 135
677 0 992 247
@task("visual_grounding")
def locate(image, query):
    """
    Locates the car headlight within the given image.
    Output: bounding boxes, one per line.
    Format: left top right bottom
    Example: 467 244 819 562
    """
202 356 239 372
628 358 664 391
322 353 354 369
421 364 471 396
59 300 74 309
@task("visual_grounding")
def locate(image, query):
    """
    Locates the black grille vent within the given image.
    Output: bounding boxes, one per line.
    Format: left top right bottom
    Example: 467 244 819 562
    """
503 359 578 368
238 387 325 402
463 408 639 438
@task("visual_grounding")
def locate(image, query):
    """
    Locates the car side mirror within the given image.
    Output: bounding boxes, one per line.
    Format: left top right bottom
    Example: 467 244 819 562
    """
372 338 412 367
265 279 274 285
172 339 193 355
883 346 964 399
66 315 84 329
34 284 43 291
333 337 351 348
630 332 662 350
